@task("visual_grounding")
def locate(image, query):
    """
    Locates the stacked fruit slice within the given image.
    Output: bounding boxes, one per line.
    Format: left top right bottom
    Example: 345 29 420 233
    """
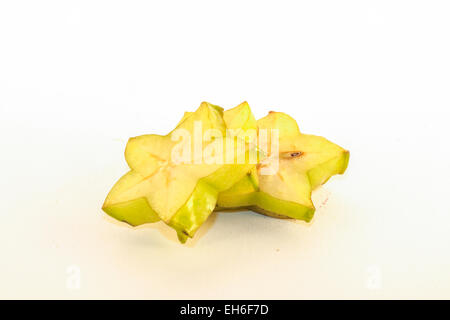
102 102 349 243
217 110 349 221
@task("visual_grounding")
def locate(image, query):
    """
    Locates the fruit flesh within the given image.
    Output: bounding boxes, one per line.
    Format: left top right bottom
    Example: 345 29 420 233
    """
216 111 349 222
102 102 257 242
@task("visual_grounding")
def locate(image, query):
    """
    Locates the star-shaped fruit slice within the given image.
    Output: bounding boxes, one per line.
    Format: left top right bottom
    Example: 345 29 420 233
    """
216 111 349 221
102 102 257 243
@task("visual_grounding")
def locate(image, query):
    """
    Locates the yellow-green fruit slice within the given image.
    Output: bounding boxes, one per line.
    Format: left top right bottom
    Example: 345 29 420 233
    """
103 102 257 243
217 111 349 222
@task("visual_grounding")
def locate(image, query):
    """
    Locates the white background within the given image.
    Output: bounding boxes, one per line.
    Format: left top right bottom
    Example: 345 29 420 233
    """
1 1 449 299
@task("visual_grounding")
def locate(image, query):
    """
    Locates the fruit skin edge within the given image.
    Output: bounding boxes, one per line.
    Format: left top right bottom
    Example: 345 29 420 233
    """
169 162 255 242
215 190 315 221
103 162 255 244
215 151 349 222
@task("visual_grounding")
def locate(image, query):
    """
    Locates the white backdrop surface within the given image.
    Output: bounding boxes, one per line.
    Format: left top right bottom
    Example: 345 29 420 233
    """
0 1 449 299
